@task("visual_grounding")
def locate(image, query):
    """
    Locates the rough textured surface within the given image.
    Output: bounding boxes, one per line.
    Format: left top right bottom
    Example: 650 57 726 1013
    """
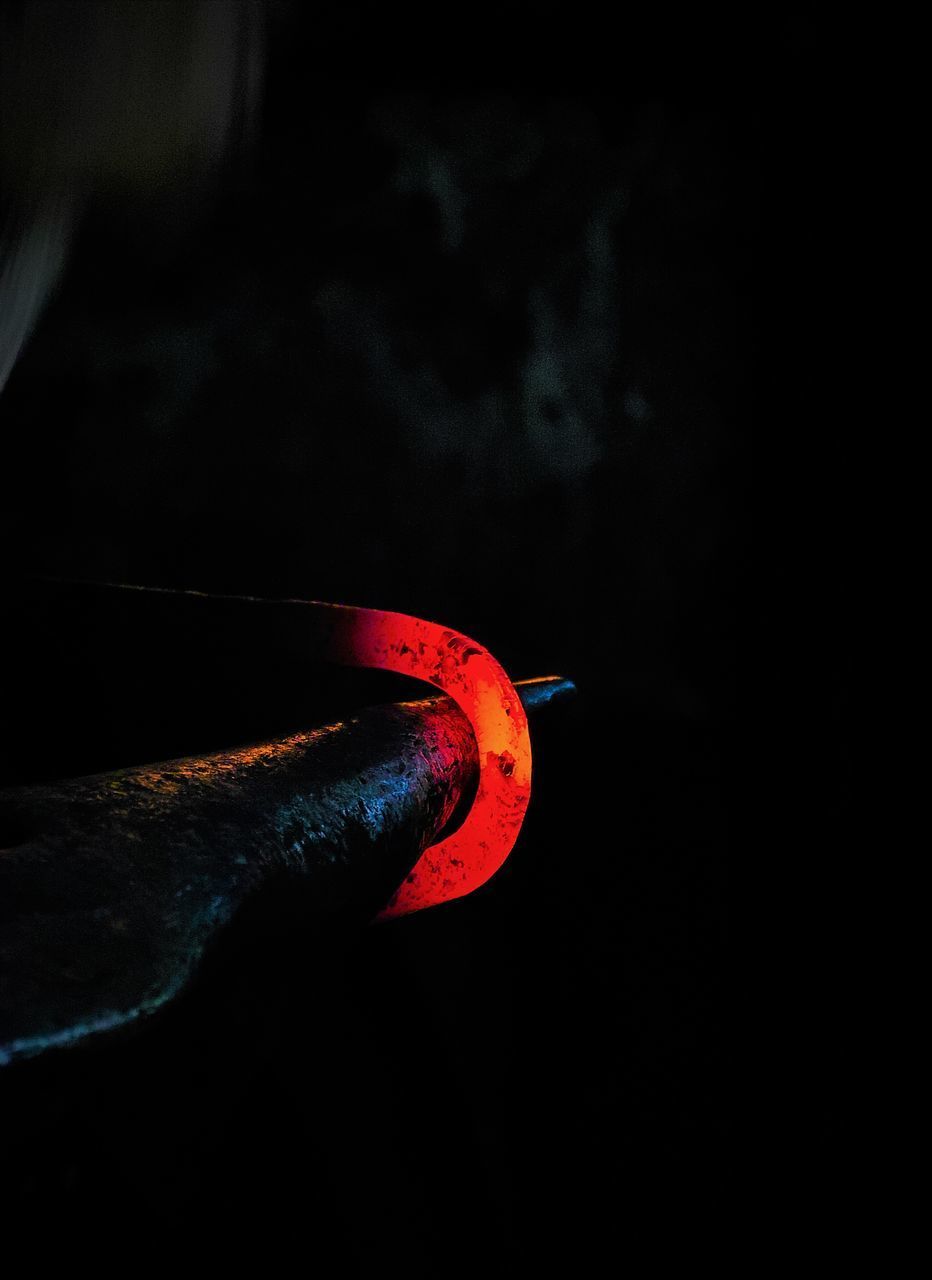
0 695 476 1065
0 674 572 1066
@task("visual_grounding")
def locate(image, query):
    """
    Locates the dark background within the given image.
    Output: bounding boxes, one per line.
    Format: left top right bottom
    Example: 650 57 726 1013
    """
0 3 769 1266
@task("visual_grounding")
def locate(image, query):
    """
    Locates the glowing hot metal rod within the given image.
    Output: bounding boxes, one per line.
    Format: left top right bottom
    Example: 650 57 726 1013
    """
303 600 532 919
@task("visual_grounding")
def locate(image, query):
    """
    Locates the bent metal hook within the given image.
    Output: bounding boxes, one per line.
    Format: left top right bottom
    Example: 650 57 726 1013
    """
312 600 532 919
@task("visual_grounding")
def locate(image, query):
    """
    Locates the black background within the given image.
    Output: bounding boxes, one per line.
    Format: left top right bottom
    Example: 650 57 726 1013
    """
0 4 780 1266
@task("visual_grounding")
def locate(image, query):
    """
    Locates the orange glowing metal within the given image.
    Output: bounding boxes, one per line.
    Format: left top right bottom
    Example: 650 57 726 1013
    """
310 602 531 919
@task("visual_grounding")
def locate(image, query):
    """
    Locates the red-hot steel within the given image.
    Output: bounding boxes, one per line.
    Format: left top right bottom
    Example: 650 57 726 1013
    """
311 603 531 918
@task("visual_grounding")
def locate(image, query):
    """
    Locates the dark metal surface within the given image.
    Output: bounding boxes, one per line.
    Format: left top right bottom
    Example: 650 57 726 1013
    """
0 676 572 1066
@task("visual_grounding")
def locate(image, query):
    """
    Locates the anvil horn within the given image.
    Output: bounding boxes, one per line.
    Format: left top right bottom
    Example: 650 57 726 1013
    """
0 675 573 1066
